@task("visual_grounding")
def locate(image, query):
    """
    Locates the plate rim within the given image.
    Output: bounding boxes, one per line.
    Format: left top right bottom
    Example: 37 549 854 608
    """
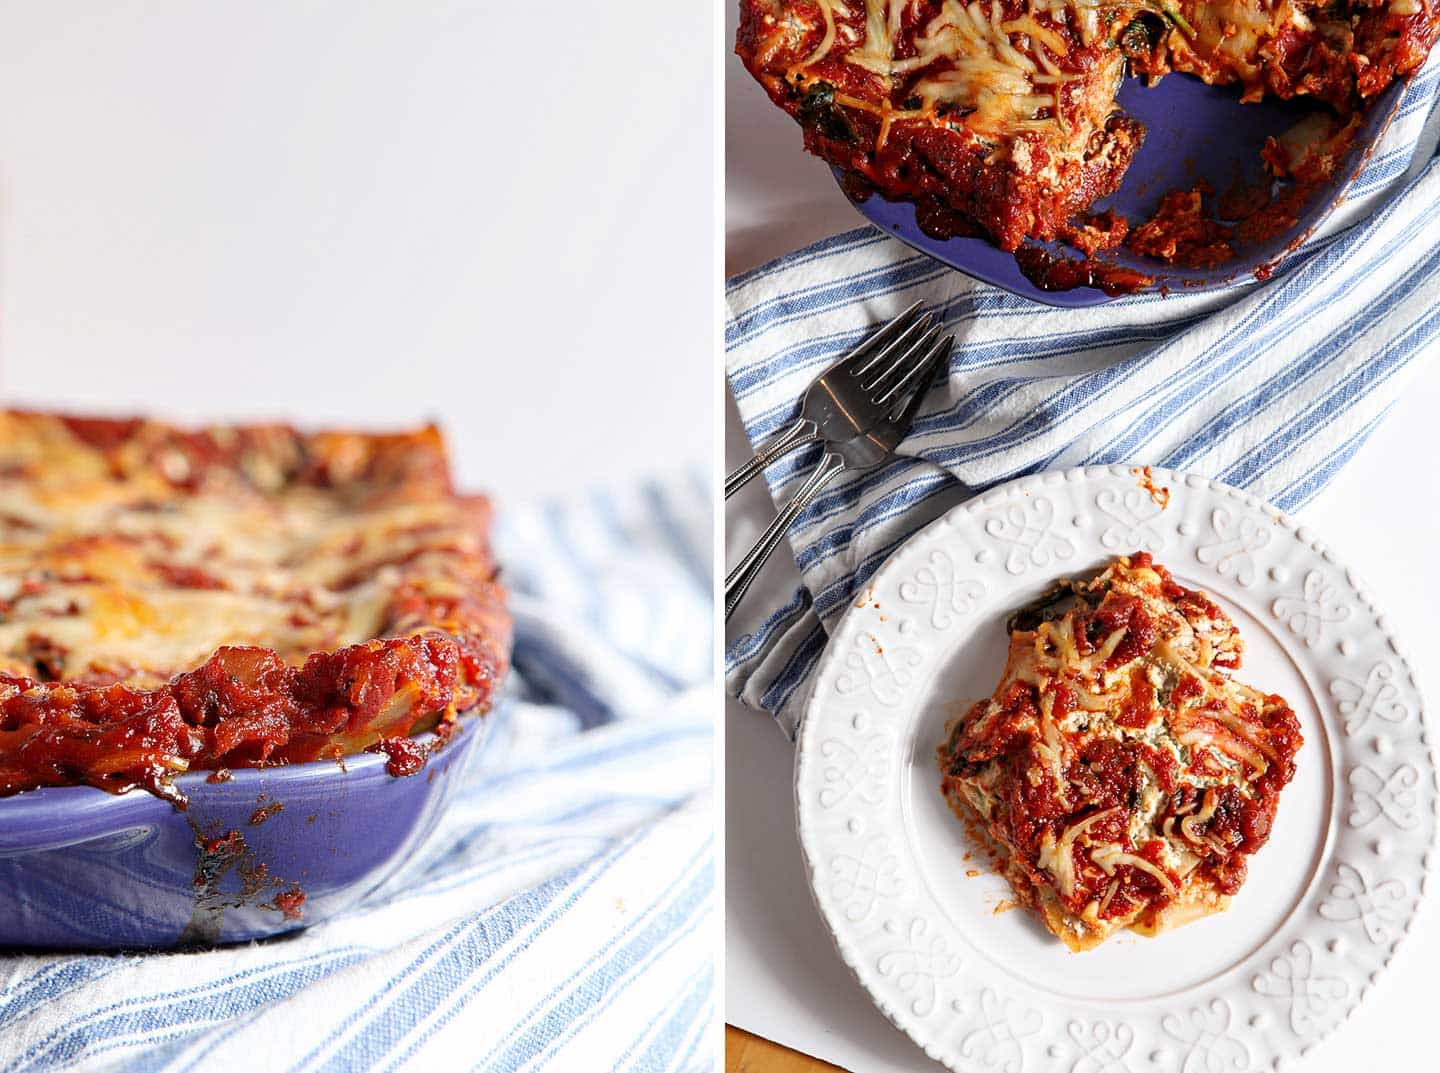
793 463 1437 1071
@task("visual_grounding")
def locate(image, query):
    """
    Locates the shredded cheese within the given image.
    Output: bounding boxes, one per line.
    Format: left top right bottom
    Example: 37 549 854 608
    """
788 0 1086 144
801 0 844 66
1179 787 1221 844
1090 843 1180 897
1037 806 1121 898
1035 688 1072 806
1172 710 1268 772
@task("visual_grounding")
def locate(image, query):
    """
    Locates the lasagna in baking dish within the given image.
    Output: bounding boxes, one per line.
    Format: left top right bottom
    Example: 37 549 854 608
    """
937 553 1301 950
737 0 1440 262
0 411 510 801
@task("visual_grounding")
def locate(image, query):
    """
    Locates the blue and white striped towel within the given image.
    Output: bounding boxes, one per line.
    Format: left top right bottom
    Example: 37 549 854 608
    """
726 62 1440 738
0 473 714 1073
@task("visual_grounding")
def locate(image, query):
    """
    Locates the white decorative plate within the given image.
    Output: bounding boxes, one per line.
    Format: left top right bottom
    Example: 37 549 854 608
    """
795 466 1436 1073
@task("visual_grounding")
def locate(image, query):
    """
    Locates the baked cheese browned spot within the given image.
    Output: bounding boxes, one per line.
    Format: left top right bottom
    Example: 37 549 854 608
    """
937 552 1300 951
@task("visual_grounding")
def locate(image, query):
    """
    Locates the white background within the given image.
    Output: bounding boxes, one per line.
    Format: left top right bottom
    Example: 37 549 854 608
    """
0 1 713 505
723 2 1440 1068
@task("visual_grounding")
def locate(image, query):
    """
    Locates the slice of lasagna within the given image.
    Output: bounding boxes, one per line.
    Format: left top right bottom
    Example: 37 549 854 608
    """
937 553 1301 950
0 411 510 801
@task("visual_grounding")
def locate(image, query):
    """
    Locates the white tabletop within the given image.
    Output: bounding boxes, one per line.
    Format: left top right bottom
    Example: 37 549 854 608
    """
0 2 712 506
723 6 1440 1067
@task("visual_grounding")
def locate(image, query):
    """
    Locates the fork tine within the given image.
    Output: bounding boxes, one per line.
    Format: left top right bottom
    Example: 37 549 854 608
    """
848 307 932 380
876 333 953 407
861 321 942 397
881 336 953 443
853 317 936 393
840 299 923 370
902 336 952 415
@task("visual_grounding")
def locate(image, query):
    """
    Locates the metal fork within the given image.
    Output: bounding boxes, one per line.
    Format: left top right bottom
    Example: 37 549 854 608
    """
725 332 954 621
725 301 940 499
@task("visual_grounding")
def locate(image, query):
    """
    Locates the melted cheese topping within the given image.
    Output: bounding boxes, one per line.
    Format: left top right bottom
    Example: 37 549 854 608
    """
0 413 490 687
1193 0 1274 83
910 3 1068 136
1170 0 1315 97
1037 805 1121 897
794 0 1086 142
1091 842 1179 896
847 0 911 72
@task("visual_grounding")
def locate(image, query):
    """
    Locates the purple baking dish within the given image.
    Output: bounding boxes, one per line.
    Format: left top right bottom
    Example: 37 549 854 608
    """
0 698 506 950
840 73 1409 306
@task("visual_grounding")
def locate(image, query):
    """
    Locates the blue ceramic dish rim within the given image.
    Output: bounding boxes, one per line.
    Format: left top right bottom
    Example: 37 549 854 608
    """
834 74 1411 307
0 691 509 854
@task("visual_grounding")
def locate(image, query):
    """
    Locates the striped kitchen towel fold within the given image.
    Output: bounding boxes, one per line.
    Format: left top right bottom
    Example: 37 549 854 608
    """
0 472 714 1073
726 64 1440 739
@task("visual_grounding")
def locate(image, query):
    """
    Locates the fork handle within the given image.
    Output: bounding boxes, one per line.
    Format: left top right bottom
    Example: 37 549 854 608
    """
724 419 818 500
726 453 846 621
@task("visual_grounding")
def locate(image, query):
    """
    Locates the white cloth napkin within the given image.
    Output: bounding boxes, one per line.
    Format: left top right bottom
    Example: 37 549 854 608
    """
726 65 1440 737
0 474 714 1073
